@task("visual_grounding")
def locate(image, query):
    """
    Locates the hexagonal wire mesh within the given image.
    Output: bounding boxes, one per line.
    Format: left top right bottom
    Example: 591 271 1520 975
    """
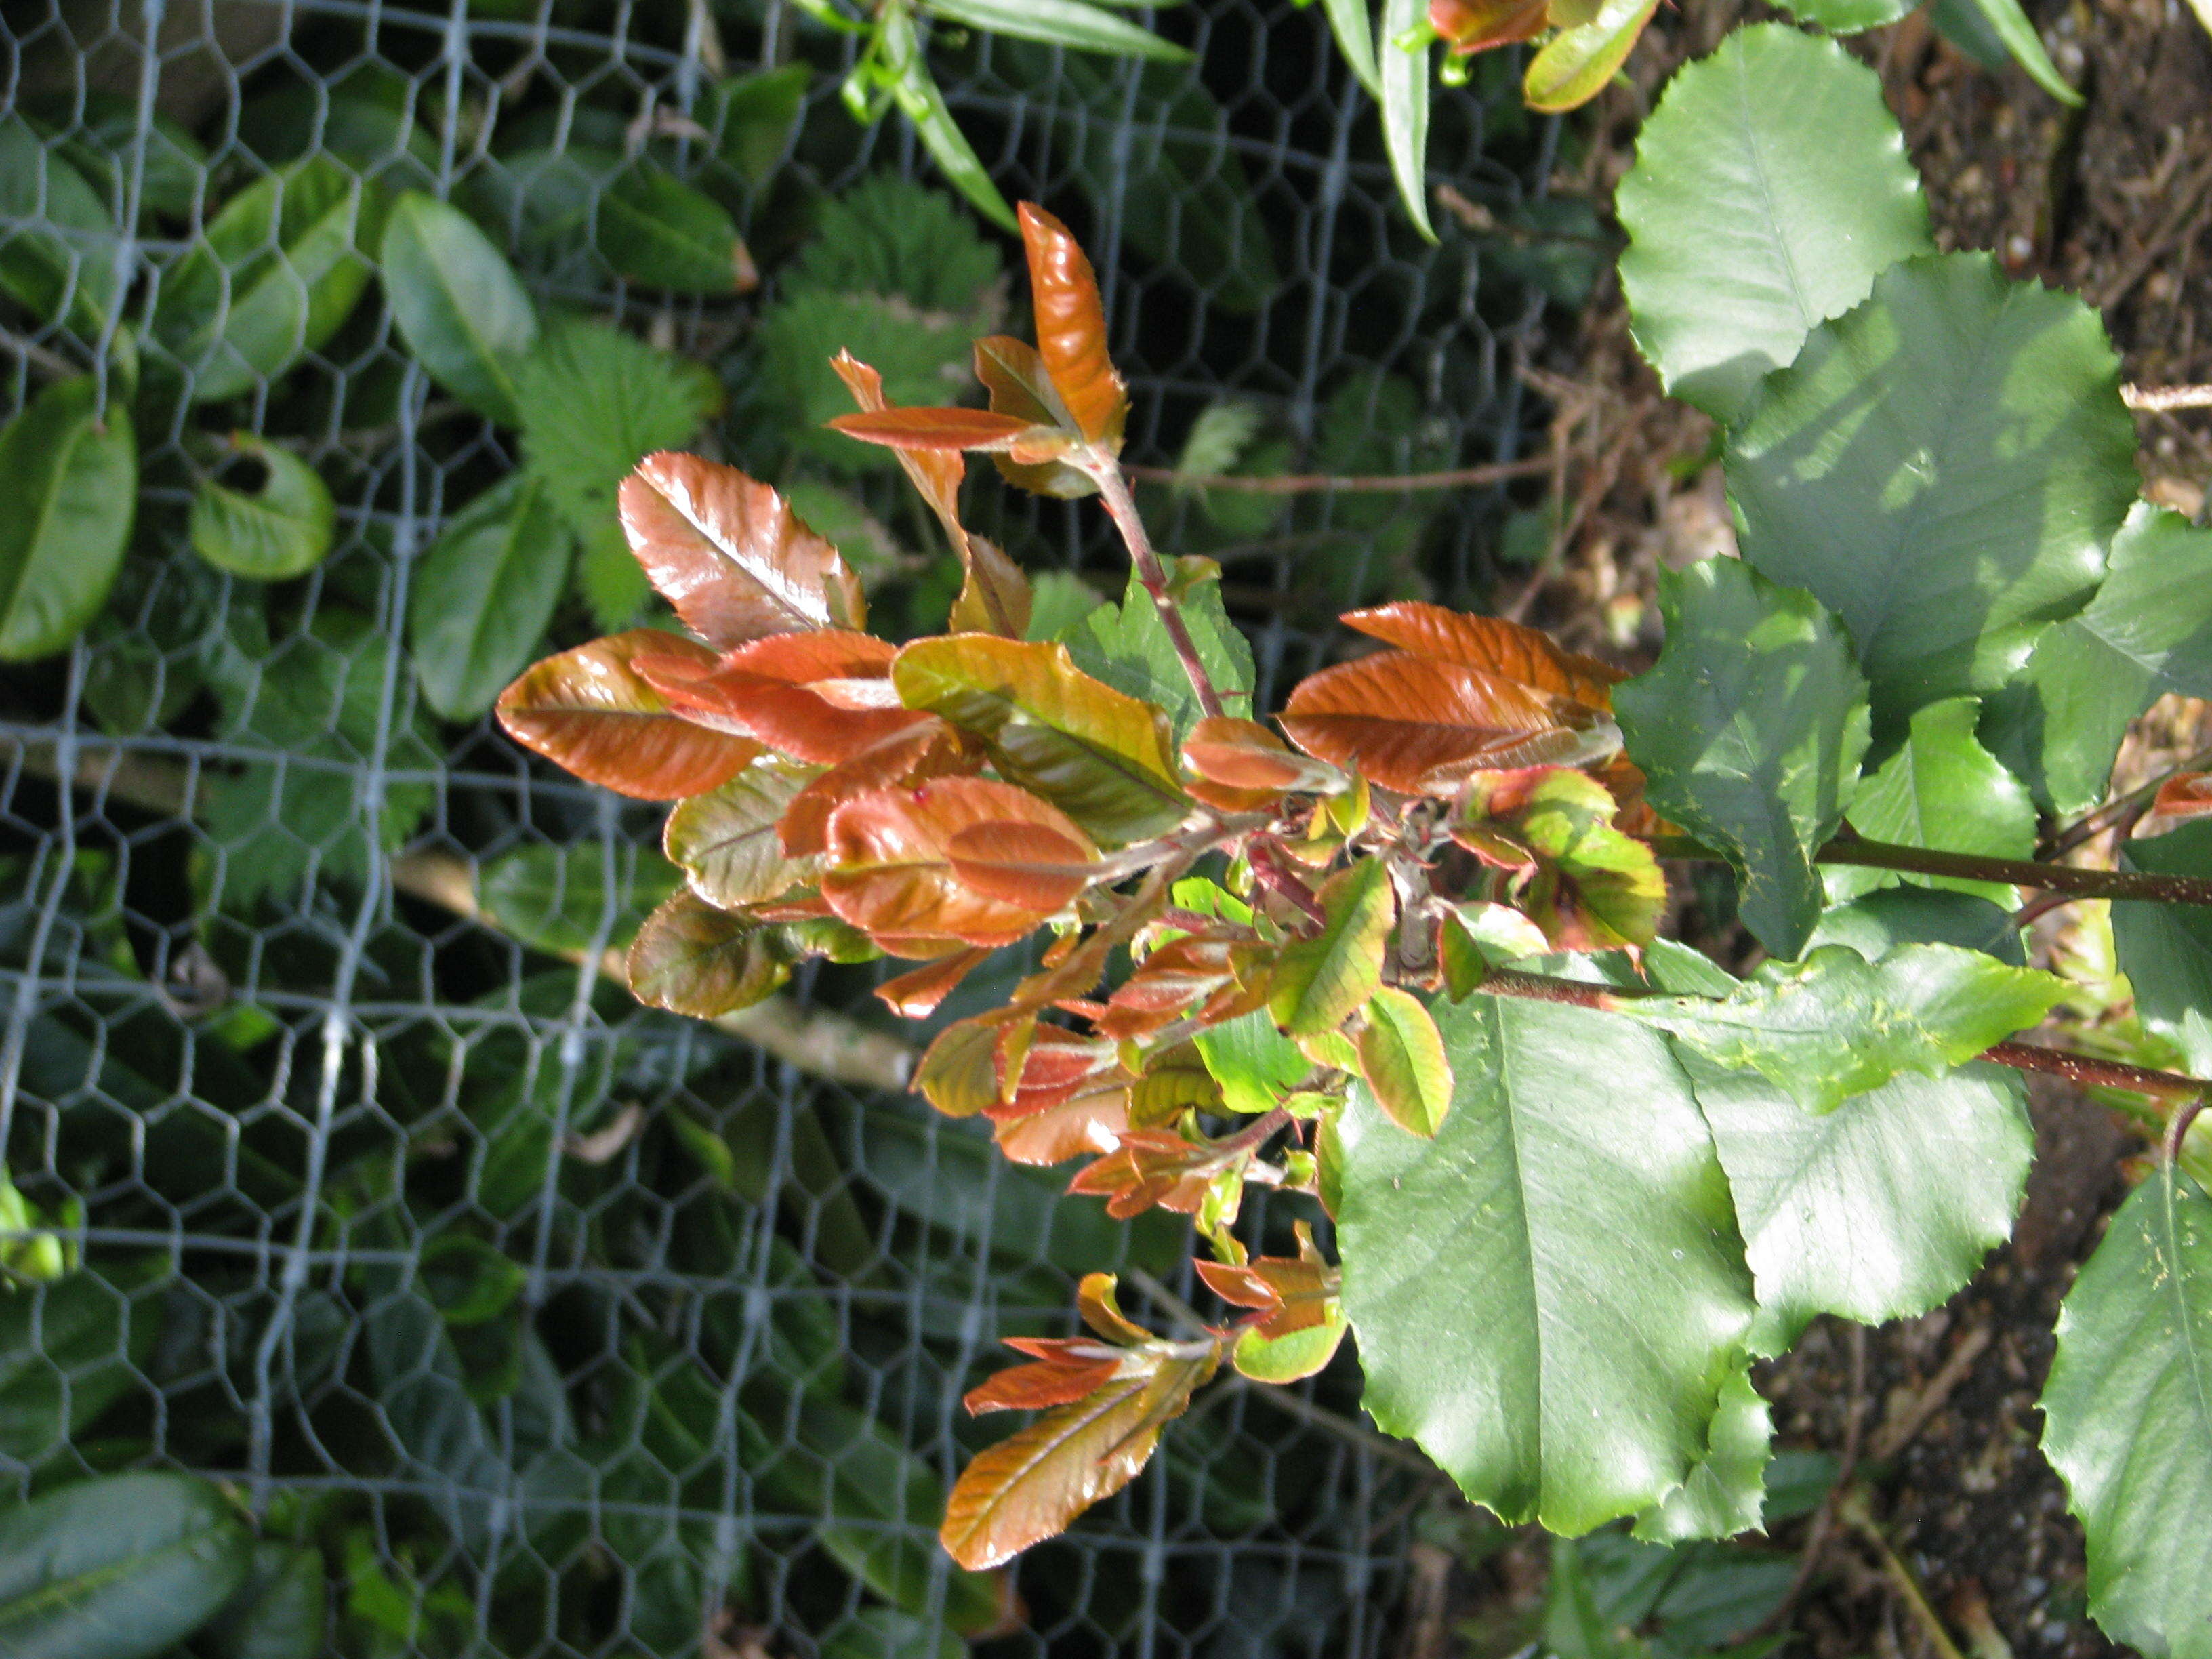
0 0 1565 1651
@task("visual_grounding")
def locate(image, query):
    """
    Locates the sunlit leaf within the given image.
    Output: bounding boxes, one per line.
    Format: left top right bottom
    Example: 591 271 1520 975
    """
924 0 1193 59
627 888 792 1018
1064 560 1258 743
1322 0 1383 92
1197 1225 1349 1383
1523 0 1663 115
876 947 994 1019
947 820 1101 912
618 453 865 646
1354 985 1452 1137
1183 718 1338 796
964 1340 1125 1415
1269 859 1393 1036
1629 1363 1773 1544
1017 202 1128 451
1430 0 1551 54
496 630 762 800
893 635 1189 844
188 434 335 582
632 630 927 766
828 407 1050 455
1959 0 2081 103
664 762 822 909
1828 696 2035 905
778 719 977 856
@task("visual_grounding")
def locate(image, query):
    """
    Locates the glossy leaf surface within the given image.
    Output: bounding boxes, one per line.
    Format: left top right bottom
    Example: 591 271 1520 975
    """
409 473 573 721
663 763 821 909
628 889 792 1018
924 0 1193 60
1729 253 2134 722
378 191 537 426
1018 202 1128 449
188 435 335 581
618 453 865 646
1615 558 1870 960
1380 0 1436 241
1269 860 1394 1036
1617 26 1931 419
1065 561 1256 742
1523 0 1662 114
1336 995 1754 1530
893 636 1188 844
0 375 137 662
1630 1364 1774 1544
2041 1168 2212 1659
496 630 761 800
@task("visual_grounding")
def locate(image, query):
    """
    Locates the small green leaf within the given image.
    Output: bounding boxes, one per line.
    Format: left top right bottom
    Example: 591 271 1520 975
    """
2041 1166 2212 1659
0 114 121 333
1614 558 1871 960
1194 1008 1312 1116
1337 994 1754 1532
1061 559 1256 742
189 436 335 581
1624 943 2065 1115
1379 0 1436 242
922 0 1193 58
1617 25 1931 420
1523 0 1662 114
0 1269 156 1466
0 1471 254 1659
1986 506 2212 815
378 192 538 426
708 64 813 184
598 163 751 294
1353 985 1452 1136
878 10 1019 232
408 473 573 720
1961 0 2082 102
628 890 792 1019
151 157 384 403
0 375 137 662
1829 697 2036 905
1269 860 1393 1036
1729 253 2135 724
474 843 680 957
1771 0 1914 30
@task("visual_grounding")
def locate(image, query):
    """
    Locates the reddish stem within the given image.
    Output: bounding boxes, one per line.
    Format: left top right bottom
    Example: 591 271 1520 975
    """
1090 459 1226 722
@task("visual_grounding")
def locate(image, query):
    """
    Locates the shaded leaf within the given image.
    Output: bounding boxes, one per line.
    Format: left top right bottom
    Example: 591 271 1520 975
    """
663 762 821 909
0 115 121 333
1380 0 1437 241
1614 558 1871 960
496 630 762 800
1336 994 1754 1530
188 436 335 581
924 0 1193 59
1729 252 2134 723
1354 985 1452 1137
2041 1166 2212 1659
628 889 792 1018
2110 821 2212 1073
1960 0 2081 103
1616 24 1932 420
0 375 137 662
409 473 573 720
1270 860 1394 1036
619 453 865 646
474 844 679 958
1631 1364 1773 1544
378 191 537 426
598 162 753 293
893 635 1189 844
194 1542 325 1659
1431 0 1552 54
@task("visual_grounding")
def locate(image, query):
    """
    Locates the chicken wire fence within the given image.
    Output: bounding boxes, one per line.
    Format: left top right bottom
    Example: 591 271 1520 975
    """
0 1 1568 1652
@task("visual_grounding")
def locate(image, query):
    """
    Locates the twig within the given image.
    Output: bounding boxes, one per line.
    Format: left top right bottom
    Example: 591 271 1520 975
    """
1841 1490 1971 1659
1648 830 2212 907
1126 1267 1214 1338
2124 384 2212 412
1120 455 1551 495
1869 1324 1990 1462
1091 461 1226 721
3 735 914 1092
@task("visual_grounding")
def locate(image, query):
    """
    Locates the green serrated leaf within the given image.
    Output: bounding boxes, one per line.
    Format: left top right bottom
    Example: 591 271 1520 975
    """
0 375 137 662
408 473 573 720
151 157 384 403
1829 697 2036 905
1353 985 1452 1136
189 436 335 582
1729 252 2135 725
1380 0 1435 242
1615 558 1871 960
0 1472 254 1659
1269 860 1393 1036
1617 24 1931 420
1624 942 2064 1115
379 192 538 427
1337 994 1754 1531
1194 1008 1311 1116
2041 1166 2212 1659
1986 506 2212 816
1061 559 1256 741
1631 1362 1771 1543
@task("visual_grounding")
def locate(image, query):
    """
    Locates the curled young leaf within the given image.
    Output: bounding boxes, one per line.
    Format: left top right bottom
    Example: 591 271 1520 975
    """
1017 201 1128 451
916 1015 1010 1118
1182 716 1344 798
827 407 1050 454
496 630 762 800
823 777 1098 951
994 1086 1133 1167
2135 773 2212 839
975 335 1097 499
617 452 865 646
1195 1223 1349 1383
1070 1128 1236 1219
1431 0 1553 52
628 888 792 1018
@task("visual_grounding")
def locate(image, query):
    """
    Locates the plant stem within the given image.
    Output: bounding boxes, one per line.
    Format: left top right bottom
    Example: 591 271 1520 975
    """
1646 832 2212 907
1090 459 1226 721
1479 968 2212 1101
2123 383 2212 411
2042 742 2212 858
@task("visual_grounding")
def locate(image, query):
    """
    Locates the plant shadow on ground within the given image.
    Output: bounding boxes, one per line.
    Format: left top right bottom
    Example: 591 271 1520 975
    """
1411 0 2212 1653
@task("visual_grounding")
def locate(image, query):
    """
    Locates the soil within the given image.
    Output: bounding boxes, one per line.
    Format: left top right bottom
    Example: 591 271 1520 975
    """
1414 1 2212 1654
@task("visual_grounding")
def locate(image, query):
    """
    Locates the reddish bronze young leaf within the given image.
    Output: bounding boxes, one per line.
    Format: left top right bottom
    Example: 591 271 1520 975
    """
777 719 977 856
1279 653 1615 796
1343 602 1622 708
947 821 1101 913
975 335 1097 499
964 1339 1127 1414
496 631 761 800
663 762 821 909
827 407 1046 453
942 1346 1216 1570
635 629 927 765
619 453 865 645
627 889 790 1018
875 946 994 1019
1181 716 1343 795
991 1026 1123 1120
1095 934 1245 1040
823 778 1098 953
1193 1223 1348 1383
1069 1128 1233 1219
2139 772 2212 837
994 1088 1132 1166
1431 0 1553 54
1017 203 1128 452
834 351 1033 636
